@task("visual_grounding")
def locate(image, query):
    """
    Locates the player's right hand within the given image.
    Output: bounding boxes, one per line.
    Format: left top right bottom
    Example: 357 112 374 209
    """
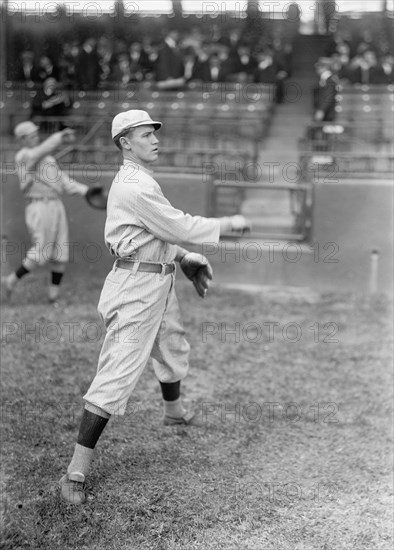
61 128 76 144
230 215 252 234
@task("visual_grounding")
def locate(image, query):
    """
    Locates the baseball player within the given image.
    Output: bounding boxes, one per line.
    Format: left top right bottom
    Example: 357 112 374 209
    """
2 122 89 303
59 109 251 505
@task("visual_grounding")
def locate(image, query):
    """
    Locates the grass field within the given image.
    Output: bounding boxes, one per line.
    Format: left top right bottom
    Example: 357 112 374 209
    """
1 272 393 550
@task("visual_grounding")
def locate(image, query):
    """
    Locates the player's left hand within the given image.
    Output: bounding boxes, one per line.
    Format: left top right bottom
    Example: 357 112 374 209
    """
180 253 213 298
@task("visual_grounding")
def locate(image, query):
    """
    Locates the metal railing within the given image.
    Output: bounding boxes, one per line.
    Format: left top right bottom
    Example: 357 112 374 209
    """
211 180 312 242
299 151 394 182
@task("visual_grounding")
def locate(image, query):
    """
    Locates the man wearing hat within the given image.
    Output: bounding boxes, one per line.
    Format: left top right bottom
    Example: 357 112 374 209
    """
2 122 89 302
313 57 338 122
59 109 250 505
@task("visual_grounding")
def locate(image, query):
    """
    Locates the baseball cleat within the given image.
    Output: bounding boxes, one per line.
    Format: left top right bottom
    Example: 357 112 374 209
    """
48 285 60 303
1 276 15 301
163 409 200 426
59 473 86 505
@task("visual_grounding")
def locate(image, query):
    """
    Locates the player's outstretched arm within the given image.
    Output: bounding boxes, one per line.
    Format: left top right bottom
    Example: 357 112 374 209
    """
60 170 89 197
25 128 76 167
136 187 252 247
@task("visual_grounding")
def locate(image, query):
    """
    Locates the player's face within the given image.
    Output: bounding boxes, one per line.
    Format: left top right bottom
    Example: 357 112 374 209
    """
126 125 159 166
23 131 40 148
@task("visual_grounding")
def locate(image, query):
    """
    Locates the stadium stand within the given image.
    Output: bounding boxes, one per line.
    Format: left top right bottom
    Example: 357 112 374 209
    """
299 82 394 183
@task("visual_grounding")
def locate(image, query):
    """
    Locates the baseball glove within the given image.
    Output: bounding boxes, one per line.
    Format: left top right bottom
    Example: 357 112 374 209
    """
85 185 108 210
180 252 213 298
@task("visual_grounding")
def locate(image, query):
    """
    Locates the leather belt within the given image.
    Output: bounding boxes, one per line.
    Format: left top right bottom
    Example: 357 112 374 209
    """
116 259 175 275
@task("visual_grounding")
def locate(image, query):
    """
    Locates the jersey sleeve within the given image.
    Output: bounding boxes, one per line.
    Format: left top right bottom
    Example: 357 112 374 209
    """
135 183 220 246
59 171 89 196
22 132 64 170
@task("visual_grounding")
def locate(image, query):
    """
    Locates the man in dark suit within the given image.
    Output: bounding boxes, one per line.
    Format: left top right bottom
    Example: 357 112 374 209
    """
75 38 100 90
313 58 338 122
31 78 72 132
128 42 150 81
232 43 257 83
110 53 133 87
13 50 40 83
36 55 60 83
195 52 236 83
154 30 185 89
182 46 201 82
254 48 288 103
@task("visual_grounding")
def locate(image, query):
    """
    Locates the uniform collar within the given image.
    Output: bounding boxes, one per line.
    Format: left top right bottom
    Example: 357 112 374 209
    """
123 158 154 176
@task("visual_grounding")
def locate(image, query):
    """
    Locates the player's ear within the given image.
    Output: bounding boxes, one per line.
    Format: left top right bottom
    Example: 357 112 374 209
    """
119 136 131 150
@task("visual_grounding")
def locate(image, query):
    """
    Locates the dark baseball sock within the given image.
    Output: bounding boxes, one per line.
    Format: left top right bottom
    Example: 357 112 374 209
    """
15 265 30 279
51 271 64 286
67 405 111 477
160 381 181 402
160 381 186 418
77 409 109 449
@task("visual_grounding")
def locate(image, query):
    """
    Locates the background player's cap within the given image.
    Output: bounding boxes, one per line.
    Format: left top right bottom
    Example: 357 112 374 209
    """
111 110 162 140
14 121 40 139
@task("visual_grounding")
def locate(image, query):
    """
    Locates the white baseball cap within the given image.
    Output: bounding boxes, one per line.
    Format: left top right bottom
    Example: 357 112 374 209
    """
14 121 40 138
111 109 162 140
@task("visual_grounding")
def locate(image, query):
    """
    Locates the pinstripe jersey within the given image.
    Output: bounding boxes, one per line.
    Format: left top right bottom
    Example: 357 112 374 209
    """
105 159 220 262
15 133 88 199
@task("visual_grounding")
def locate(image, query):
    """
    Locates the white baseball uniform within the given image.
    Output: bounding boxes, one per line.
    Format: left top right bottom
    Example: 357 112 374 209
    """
15 132 88 267
83 159 221 416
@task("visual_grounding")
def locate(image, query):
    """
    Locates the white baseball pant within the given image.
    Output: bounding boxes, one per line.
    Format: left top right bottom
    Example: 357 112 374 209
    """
24 199 69 268
83 261 190 415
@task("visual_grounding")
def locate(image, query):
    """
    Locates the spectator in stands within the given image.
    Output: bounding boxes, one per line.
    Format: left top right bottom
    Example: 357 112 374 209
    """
182 46 201 83
380 54 394 84
180 26 204 51
31 78 72 132
196 49 236 83
154 30 185 90
181 41 211 83
330 52 351 83
219 28 242 66
13 50 40 84
325 31 352 57
355 30 378 56
313 58 338 122
216 44 238 81
59 42 79 90
139 38 158 80
349 49 385 85
75 38 100 90
254 48 288 103
97 37 116 86
232 43 257 83
37 55 60 83
110 52 133 87
128 42 149 81
284 3 301 46
272 32 294 77
228 28 242 51
195 40 211 64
